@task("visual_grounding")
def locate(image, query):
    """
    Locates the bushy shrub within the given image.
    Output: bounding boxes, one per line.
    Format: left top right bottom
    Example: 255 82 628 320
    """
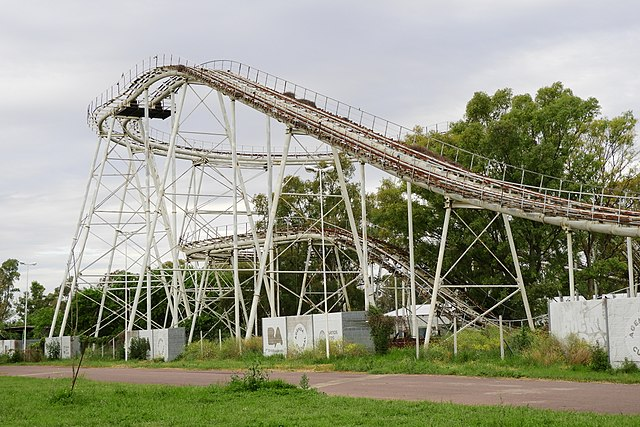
220 337 245 358
241 336 263 356
180 339 219 360
226 362 298 392
424 341 452 362
229 362 269 391
299 373 310 390
589 343 610 372
507 326 534 354
339 342 369 357
129 337 150 360
440 326 501 361
367 306 395 355
25 347 43 363
617 358 639 373
179 336 263 361
46 339 61 360
8 349 23 363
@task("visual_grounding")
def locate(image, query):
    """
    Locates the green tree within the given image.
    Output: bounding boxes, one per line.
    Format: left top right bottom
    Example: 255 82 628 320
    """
369 83 638 317
13 281 59 338
0 259 20 325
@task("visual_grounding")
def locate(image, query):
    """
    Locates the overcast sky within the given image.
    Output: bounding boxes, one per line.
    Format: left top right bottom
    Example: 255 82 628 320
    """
1 0 638 293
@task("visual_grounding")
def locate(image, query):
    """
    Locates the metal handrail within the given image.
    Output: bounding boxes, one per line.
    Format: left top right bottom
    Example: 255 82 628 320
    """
87 57 638 200
87 58 640 233
196 60 639 201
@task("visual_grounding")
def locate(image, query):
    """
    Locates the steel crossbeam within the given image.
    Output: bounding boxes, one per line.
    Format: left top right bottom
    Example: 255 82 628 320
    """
51 58 639 345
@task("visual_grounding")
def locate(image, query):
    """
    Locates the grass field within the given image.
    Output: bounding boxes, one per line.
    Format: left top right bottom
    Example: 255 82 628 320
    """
2 375 640 427
4 328 640 425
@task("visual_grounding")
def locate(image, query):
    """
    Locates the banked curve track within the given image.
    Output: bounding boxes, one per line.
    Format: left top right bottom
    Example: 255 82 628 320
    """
90 60 640 238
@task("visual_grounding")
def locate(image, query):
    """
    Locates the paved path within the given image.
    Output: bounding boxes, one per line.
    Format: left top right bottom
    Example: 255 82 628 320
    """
2 365 639 415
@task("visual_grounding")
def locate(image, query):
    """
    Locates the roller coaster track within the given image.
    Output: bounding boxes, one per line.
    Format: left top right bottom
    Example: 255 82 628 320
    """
58 57 640 343
89 59 640 238
180 224 486 323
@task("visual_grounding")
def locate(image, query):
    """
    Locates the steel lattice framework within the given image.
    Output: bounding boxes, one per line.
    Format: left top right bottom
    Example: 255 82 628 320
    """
50 56 640 348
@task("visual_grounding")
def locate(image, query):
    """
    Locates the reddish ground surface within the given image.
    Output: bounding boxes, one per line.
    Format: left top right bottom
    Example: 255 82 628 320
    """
2 365 639 415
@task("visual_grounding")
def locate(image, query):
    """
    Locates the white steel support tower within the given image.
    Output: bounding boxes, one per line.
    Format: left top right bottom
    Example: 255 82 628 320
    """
51 57 640 350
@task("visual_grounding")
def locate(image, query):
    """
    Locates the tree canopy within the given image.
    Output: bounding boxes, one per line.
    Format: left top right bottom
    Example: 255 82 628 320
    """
0 259 20 325
369 82 638 317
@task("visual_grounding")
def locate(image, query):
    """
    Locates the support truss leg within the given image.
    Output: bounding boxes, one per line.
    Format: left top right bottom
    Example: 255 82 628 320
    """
424 199 452 350
502 214 534 330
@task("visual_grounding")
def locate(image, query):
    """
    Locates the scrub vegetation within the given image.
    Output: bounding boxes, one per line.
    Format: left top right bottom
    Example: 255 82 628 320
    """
6 326 639 384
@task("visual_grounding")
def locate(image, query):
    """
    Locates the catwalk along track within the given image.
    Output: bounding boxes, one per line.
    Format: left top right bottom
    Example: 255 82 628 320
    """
90 59 640 238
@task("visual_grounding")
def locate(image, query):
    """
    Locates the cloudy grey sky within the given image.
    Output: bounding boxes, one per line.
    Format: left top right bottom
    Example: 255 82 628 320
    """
1 0 638 293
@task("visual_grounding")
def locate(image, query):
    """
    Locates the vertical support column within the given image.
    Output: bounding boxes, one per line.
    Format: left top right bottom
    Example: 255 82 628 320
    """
334 249 351 311
566 228 576 301
393 274 399 334
332 148 367 306
360 162 372 309
319 168 330 359
188 258 210 344
406 182 418 358
297 242 313 315
245 130 292 339
230 98 241 343
424 199 452 350
276 254 281 317
627 237 636 297
401 275 406 319
266 117 276 316
144 88 152 331
502 214 534 330
170 89 179 327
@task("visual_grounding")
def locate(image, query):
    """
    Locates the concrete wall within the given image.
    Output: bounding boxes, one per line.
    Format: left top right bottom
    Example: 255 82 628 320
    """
549 296 640 368
44 336 81 359
312 312 343 346
131 328 185 361
340 311 374 350
262 317 287 356
0 340 18 355
263 311 373 356
286 315 314 354
549 299 608 347
0 339 43 354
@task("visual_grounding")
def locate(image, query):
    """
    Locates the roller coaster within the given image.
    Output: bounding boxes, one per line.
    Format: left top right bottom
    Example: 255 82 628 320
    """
50 56 640 347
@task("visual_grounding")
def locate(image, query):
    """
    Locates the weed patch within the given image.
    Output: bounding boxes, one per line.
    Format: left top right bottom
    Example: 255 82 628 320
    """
48 388 74 405
226 362 298 393
129 337 150 360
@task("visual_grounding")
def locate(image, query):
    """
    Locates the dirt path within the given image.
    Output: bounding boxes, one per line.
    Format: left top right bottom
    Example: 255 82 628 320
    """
2 365 639 415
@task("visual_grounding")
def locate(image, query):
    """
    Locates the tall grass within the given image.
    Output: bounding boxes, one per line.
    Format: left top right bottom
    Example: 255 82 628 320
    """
8 327 640 383
3 376 640 426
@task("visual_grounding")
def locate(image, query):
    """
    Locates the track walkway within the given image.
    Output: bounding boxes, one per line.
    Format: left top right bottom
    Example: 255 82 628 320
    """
90 60 640 237
2 365 639 415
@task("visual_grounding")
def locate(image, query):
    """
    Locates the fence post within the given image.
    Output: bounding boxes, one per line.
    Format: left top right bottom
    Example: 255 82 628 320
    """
453 317 458 356
499 315 505 360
